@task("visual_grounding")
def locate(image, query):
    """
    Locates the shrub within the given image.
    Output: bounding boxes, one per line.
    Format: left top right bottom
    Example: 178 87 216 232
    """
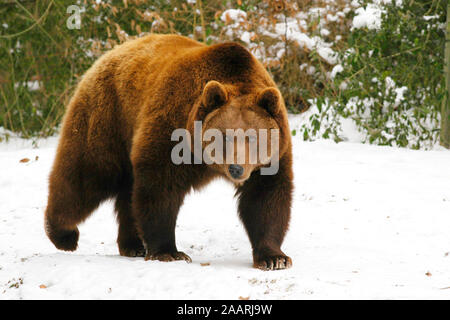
298 0 446 149
0 0 353 141
0 0 445 150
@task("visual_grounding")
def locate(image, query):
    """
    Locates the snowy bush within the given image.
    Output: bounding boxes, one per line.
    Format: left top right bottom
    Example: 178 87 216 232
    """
297 0 445 149
0 0 445 149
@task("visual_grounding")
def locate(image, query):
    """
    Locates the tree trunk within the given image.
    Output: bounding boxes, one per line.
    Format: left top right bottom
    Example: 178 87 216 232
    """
441 2 450 148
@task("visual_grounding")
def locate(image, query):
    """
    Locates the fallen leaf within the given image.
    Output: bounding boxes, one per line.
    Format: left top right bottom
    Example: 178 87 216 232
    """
19 158 30 163
35 156 39 161
425 271 432 277
200 262 210 267
239 296 250 300
39 284 47 289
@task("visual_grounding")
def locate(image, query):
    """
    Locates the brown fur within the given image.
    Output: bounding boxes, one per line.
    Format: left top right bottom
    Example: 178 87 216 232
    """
45 34 293 270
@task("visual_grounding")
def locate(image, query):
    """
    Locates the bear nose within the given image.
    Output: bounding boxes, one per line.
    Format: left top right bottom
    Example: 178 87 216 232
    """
228 164 244 179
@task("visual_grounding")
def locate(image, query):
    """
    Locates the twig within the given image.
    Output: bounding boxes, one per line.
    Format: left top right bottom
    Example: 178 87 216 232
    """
0 0 53 39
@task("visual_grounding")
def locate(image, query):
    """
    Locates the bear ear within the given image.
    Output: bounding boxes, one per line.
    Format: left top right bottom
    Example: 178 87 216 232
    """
202 80 228 112
256 87 282 116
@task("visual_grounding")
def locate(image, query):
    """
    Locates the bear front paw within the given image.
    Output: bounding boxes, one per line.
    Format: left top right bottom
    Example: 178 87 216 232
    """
145 251 192 263
119 246 146 258
253 254 292 271
118 238 146 257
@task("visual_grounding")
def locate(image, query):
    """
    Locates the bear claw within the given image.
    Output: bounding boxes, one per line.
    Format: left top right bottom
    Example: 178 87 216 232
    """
119 247 146 258
254 255 292 271
145 251 192 263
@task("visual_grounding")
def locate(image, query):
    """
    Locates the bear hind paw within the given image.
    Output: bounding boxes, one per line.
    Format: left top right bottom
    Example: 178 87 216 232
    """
47 227 79 252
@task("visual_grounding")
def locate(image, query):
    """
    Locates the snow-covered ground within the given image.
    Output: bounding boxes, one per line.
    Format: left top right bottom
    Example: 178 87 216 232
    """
1 122 449 299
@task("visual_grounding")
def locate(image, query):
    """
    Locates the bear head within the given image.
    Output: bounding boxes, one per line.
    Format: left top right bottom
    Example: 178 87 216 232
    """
186 80 290 184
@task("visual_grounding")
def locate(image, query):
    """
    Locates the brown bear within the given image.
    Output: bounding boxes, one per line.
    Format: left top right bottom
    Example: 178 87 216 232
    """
45 34 293 270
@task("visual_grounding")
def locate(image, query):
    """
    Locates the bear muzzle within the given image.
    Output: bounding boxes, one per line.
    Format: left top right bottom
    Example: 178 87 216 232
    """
228 164 244 179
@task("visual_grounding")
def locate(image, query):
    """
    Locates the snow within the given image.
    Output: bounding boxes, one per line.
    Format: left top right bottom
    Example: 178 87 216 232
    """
271 19 338 65
423 15 439 21
330 64 344 79
351 0 403 30
220 9 253 46
14 81 41 92
1 119 450 299
352 4 385 30
220 4 347 66
384 76 408 107
220 9 247 23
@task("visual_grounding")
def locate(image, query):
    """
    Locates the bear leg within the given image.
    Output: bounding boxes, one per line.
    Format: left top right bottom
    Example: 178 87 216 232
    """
237 157 293 271
45 166 107 251
115 188 145 257
45 187 83 251
131 167 191 263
